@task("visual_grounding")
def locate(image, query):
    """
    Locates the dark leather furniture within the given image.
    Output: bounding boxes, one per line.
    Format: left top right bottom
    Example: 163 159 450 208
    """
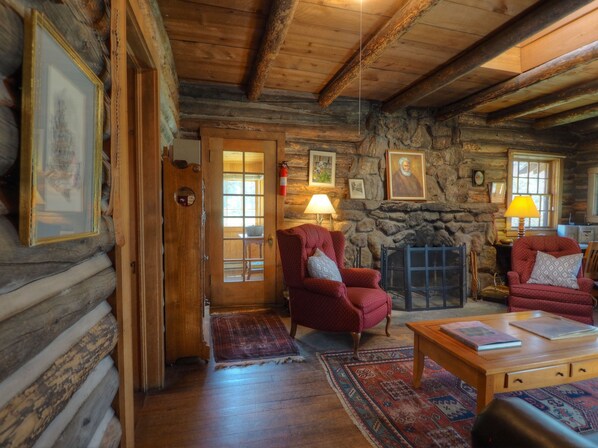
471 397 598 448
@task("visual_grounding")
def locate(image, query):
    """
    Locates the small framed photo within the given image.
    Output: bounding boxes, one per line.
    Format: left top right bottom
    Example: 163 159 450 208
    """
348 178 365 199
19 11 103 246
489 181 506 204
309 150 336 187
472 169 485 186
386 150 426 200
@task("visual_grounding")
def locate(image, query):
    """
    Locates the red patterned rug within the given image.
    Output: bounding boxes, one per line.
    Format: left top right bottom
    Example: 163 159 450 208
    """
211 310 303 368
319 346 598 448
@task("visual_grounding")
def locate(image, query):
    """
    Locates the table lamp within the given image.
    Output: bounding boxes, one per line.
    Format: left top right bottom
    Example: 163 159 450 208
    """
304 194 335 227
504 195 540 239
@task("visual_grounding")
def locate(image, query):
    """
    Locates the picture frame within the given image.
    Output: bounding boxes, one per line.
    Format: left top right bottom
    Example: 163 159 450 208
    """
489 181 506 204
20 11 103 246
472 169 485 186
308 150 336 187
348 178 365 199
386 150 426 200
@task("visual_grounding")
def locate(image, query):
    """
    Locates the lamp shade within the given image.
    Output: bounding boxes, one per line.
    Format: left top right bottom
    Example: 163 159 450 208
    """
304 194 336 215
504 196 540 218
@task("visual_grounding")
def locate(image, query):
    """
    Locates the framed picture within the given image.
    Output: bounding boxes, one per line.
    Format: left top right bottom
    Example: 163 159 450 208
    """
472 169 485 186
489 181 506 204
20 11 103 246
309 150 336 187
386 150 426 200
348 178 365 199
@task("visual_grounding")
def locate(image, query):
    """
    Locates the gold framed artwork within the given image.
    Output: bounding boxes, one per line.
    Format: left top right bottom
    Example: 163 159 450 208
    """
308 150 336 187
386 150 426 200
348 178 365 199
20 10 103 246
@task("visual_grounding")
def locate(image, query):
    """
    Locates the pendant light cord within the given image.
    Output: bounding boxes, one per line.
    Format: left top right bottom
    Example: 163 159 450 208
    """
358 0 363 136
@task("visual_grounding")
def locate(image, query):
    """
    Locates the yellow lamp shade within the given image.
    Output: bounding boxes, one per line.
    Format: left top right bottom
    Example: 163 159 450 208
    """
504 196 540 218
304 194 336 215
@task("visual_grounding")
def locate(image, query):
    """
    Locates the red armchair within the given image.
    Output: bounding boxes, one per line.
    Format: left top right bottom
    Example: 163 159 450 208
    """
277 224 391 356
507 236 595 324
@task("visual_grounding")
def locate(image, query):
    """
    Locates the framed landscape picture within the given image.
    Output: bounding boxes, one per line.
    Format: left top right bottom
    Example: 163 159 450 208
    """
386 150 426 200
20 10 103 246
348 178 365 199
309 150 336 187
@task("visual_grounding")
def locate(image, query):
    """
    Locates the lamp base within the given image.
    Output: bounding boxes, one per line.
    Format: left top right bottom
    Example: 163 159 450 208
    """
517 217 526 239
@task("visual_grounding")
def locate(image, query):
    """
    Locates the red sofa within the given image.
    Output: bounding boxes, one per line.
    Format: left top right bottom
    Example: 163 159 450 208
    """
277 224 391 356
507 235 595 324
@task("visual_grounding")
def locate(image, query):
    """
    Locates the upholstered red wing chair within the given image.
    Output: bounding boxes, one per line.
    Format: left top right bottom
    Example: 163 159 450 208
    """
507 236 595 324
277 224 391 356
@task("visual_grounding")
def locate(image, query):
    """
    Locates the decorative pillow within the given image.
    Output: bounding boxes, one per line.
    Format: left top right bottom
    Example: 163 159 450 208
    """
307 248 342 282
527 251 582 289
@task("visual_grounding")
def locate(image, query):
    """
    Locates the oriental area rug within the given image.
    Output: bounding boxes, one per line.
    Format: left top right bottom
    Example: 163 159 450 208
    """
211 310 303 368
319 346 598 448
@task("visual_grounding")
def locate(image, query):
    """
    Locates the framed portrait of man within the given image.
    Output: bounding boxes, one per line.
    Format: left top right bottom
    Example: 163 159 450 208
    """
386 150 426 200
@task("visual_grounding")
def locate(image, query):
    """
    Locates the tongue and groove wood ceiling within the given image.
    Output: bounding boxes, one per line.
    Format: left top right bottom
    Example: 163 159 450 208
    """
157 0 598 132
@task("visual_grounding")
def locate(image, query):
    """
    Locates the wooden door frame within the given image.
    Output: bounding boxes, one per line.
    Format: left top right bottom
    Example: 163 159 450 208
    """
200 128 286 306
112 0 164 445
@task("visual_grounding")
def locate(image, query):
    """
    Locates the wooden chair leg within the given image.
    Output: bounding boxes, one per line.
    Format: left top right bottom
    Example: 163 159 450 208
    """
351 332 361 359
290 321 297 339
385 314 391 337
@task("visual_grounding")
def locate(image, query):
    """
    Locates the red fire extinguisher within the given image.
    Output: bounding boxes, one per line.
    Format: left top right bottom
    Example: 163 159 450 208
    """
279 161 288 196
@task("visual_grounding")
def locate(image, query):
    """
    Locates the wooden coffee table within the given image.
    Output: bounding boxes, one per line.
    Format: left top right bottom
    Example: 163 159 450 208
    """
406 310 598 413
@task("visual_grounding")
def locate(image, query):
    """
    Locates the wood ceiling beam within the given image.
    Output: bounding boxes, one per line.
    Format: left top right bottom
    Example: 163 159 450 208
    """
487 79 598 124
382 0 596 113
533 102 598 129
247 0 299 101
317 0 441 108
435 40 598 121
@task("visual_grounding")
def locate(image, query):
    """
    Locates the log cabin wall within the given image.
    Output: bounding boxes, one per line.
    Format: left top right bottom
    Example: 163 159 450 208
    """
179 81 581 292
570 136 598 223
0 0 178 446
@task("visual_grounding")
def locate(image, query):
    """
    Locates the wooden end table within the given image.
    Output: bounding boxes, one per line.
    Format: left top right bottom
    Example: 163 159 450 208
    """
406 311 598 413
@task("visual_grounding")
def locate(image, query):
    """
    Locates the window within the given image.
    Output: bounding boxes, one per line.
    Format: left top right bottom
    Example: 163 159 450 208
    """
507 150 564 230
588 167 598 223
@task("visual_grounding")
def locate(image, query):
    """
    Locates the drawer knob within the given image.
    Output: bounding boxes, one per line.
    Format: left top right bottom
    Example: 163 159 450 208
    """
556 372 564 377
514 378 523 383
579 368 587 373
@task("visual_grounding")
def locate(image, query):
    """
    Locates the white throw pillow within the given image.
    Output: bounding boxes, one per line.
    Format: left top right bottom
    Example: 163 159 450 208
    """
307 248 342 282
527 251 582 289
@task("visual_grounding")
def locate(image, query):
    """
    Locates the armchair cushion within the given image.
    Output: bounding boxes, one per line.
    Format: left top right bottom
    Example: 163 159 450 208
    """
307 248 342 282
527 251 583 290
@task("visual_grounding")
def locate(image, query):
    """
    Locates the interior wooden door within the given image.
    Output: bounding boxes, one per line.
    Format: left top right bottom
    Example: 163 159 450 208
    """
203 131 283 308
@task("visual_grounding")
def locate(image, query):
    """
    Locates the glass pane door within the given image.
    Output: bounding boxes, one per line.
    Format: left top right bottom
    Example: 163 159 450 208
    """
222 150 265 283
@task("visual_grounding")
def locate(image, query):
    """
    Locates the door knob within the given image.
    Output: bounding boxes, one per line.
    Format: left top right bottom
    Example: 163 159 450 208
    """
267 234 274 246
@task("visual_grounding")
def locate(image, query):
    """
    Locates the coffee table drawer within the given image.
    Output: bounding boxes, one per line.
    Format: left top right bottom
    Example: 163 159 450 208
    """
571 359 598 378
506 364 569 390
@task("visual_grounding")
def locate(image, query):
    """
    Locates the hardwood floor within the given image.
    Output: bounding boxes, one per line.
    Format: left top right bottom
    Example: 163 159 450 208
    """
135 313 403 447
135 303 506 447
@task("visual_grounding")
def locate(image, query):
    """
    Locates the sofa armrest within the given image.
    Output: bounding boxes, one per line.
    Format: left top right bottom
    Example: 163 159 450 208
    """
506 271 521 286
472 398 591 448
578 277 595 293
340 268 381 288
303 277 347 299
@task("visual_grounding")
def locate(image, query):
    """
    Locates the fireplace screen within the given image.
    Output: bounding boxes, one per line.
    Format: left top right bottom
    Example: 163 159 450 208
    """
381 245 466 311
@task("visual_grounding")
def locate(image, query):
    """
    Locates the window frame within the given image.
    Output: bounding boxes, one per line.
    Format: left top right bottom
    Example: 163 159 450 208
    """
506 149 565 231
588 166 598 223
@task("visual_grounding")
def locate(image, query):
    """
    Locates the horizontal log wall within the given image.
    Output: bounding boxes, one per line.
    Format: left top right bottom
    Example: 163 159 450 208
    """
179 81 580 291
571 135 598 223
0 0 130 446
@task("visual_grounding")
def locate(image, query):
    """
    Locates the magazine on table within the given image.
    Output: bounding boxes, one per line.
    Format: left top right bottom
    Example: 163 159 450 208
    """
440 321 522 351
509 315 598 340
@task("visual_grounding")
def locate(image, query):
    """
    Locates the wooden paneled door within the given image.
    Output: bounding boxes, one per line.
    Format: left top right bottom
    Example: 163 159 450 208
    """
202 129 284 308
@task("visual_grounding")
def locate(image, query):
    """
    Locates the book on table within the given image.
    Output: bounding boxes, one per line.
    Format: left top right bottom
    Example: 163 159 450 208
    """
439 321 522 351
509 315 598 340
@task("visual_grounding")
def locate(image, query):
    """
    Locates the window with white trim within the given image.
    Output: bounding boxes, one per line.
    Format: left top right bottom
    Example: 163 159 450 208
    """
507 150 564 230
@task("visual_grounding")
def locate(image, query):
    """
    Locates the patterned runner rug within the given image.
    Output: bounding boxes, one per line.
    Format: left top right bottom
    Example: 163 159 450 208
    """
211 310 303 368
319 346 598 448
